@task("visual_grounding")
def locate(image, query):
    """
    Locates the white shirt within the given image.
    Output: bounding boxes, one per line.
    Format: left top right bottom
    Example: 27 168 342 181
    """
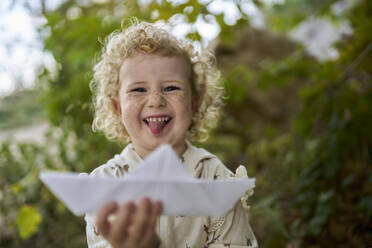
84 142 258 248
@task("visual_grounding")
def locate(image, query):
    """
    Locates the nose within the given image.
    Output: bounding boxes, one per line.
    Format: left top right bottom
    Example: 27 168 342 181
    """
147 90 166 108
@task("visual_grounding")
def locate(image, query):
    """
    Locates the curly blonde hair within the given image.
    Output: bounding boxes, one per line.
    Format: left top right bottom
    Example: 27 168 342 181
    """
90 20 224 143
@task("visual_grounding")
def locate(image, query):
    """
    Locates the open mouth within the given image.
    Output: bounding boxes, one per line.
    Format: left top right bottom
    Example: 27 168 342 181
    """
143 116 172 135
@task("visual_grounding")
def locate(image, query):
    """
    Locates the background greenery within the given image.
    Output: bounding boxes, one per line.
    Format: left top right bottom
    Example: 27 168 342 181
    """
1 0 371 247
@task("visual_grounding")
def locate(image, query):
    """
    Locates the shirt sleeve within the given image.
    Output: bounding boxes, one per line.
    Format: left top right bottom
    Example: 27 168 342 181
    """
85 213 113 248
206 200 258 248
205 164 258 248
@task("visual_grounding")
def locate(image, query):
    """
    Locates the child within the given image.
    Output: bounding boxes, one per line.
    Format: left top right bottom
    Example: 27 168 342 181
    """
87 20 257 248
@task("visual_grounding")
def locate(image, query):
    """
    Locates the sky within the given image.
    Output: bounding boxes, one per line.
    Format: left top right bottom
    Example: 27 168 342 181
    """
0 0 351 97
0 0 60 96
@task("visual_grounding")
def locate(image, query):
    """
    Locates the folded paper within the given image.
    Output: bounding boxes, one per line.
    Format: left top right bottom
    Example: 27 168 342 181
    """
40 145 255 216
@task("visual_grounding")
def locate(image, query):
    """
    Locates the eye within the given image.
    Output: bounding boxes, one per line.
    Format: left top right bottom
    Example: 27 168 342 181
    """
131 87 146 92
164 86 180 92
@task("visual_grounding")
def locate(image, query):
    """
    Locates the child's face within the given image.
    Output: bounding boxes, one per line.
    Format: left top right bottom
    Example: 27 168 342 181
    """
114 53 194 157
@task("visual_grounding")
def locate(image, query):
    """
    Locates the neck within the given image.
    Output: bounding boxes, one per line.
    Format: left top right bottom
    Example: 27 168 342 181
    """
133 142 187 159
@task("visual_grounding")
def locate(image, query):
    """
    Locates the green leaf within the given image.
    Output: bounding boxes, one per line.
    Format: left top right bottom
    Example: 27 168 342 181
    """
16 205 42 239
11 183 22 195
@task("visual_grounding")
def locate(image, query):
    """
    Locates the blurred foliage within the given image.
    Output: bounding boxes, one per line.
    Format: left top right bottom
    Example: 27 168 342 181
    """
262 0 343 33
1 0 371 247
0 90 46 130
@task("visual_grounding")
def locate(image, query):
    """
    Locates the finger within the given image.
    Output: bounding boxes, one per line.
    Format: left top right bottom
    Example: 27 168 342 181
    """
142 201 163 246
155 201 163 215
96 202 118 237
149 233 161 248
148 201 162 230
129 197 151 243
110 201 136 244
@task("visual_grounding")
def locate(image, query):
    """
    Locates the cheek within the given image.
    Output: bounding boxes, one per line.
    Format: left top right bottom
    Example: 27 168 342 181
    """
173 99 192 119
121 95 143 110
120 98 143 123
171 92 193 110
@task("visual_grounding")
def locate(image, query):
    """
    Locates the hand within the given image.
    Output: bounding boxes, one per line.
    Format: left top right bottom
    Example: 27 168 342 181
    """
96 198 163 248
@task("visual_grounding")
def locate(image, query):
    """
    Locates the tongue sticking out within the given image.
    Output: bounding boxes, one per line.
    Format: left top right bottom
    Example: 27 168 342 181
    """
148 121 168 135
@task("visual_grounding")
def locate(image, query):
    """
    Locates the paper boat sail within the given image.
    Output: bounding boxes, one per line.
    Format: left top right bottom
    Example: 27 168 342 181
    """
40 145 255 216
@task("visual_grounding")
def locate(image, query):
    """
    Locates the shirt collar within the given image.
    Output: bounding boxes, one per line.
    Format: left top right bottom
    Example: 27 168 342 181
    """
119 141 215 176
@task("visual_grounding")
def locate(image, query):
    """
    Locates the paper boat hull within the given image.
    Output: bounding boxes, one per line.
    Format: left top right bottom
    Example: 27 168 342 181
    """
40 172 255 216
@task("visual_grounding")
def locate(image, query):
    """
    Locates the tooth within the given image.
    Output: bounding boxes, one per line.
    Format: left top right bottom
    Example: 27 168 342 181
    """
146 117 171 122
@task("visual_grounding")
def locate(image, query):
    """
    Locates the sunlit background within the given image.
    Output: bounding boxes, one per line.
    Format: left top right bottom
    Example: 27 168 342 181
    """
0 0 353 96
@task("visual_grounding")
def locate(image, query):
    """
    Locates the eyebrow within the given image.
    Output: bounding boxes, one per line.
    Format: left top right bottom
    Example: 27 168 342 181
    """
126 81 147 86
127 79 183 85
162 79 183 84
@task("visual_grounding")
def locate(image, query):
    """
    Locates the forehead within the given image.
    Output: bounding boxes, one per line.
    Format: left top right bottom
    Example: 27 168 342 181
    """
119 53 191 83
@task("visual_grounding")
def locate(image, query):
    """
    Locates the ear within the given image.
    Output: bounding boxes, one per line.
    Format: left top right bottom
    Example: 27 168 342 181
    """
111 97 122 116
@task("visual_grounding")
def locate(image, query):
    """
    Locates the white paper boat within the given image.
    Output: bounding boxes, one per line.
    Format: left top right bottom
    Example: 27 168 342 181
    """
40 145 255 216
